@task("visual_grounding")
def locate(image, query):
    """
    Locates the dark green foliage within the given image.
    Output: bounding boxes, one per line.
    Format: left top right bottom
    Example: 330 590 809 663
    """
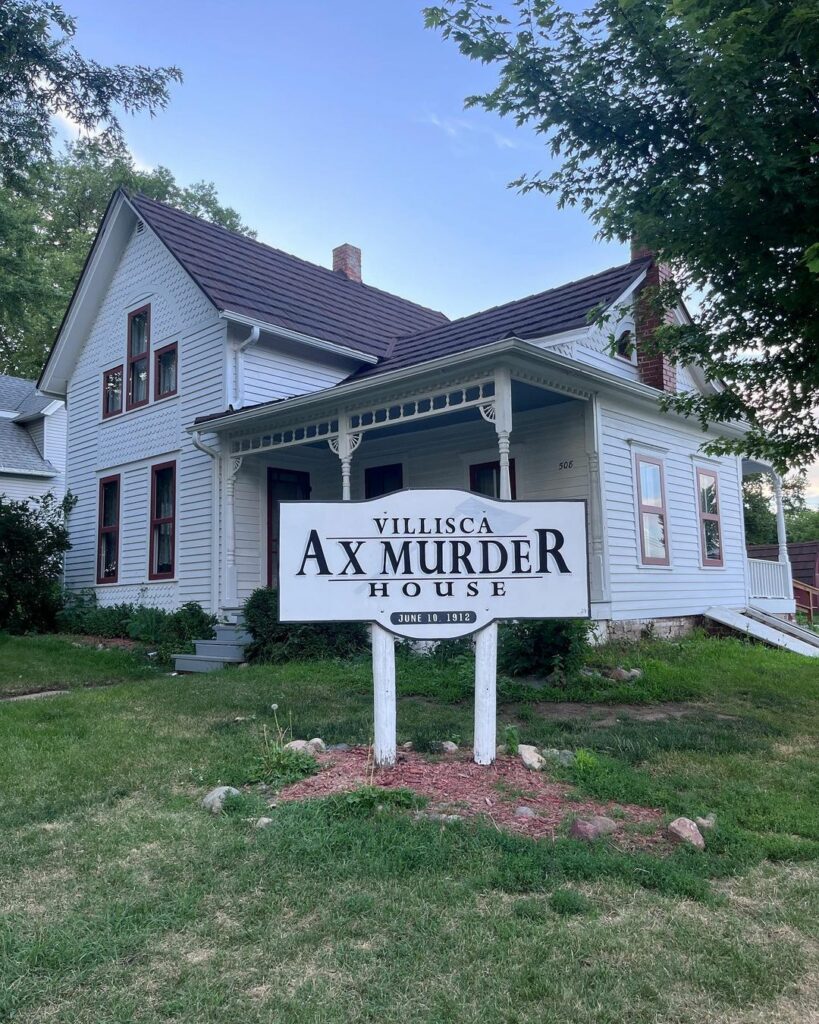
549 888 592 916
498 618 591 678
58 591 136 638
427 0 819 467
324 786 425 818
243 587 369 663
249 744 317 789
0 491 75 633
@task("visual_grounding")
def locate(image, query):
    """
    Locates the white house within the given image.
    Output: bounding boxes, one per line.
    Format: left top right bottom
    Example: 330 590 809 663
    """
38 188 797 640
0 374 67 504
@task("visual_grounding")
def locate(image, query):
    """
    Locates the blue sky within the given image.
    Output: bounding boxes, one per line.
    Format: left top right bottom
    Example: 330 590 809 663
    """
63 0 627 320
61 0 819 505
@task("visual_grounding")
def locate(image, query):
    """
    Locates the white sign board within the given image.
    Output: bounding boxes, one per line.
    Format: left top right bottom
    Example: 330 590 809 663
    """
278 489 589 639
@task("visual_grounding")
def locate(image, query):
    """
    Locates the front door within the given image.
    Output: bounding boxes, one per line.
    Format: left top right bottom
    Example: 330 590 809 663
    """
267 467 311 587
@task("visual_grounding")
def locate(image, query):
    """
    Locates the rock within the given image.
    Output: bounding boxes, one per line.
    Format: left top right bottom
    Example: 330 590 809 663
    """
515 806 536 819
580 667 597 678
542 747 561 762
569 815 618 841
496 744 507 756
557 749 575 767
414 811 464 824
439 740 459 754
627 668 643 680
238 662 250 670
201 786 241 815
329 743 351 752
254 817 273 829
667 816 705 850
695 813 717 831
608 667 631 682
306 737 326 754
401 741 413 751
518 744 545 771
283 739 313 754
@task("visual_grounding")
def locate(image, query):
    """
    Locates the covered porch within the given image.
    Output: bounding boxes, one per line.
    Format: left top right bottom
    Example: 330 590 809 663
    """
742 459 794 613
192 351 611 618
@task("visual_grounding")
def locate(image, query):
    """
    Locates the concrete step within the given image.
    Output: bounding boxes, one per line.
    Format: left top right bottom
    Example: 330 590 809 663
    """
174 654 241 674
214 624 251 645
194 639 246 660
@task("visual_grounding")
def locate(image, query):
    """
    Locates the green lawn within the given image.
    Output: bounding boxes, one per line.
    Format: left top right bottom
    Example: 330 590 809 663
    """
1 633 818 1022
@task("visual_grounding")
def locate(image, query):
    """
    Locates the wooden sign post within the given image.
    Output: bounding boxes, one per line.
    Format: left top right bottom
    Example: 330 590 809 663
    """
278 489 589 767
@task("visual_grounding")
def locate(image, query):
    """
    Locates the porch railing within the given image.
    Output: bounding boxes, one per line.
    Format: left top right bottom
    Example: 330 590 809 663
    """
747 557 792 600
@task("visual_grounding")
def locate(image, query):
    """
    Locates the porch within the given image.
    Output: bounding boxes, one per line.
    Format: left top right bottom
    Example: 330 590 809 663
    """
742 460 795 613
192 357 610 617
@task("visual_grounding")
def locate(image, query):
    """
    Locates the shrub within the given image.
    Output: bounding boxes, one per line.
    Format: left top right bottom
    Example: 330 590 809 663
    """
498 618 591 678
127 606 168 645
0 492 75 633
244 588 369 662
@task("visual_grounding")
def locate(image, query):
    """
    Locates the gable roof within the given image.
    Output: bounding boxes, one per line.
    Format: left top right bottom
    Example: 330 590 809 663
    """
356 256 652 378
0 374 56 477
128 193 448 359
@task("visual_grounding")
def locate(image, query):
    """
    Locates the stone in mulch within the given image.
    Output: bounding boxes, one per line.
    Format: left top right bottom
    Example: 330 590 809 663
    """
667 816 705 850
515 806 536 819
518 744 545 771
283 740 313 754
569 815 618 842
276 746 661 843
201 786 240 814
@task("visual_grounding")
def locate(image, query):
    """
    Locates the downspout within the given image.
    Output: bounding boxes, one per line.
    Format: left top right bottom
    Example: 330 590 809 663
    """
232 325 260 409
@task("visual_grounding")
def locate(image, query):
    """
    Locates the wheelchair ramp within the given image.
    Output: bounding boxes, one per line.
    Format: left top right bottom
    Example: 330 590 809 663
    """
704 607 819 657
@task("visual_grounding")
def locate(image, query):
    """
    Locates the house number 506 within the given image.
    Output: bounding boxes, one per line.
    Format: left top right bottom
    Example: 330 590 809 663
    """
558 459 574 470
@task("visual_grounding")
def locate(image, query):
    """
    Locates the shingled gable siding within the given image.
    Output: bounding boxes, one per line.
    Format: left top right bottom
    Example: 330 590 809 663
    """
229 402 589 602
63 220 224 611
599 396 747 618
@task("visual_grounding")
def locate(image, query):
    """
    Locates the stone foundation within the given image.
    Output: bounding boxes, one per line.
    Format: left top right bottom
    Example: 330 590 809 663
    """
593 615 701 643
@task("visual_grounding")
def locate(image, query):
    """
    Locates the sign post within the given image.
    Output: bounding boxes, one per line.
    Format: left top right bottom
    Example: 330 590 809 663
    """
278 489 589 766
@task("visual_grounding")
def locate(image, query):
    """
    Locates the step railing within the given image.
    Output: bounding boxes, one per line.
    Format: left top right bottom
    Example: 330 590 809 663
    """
747 557 792 600
794 579 819 624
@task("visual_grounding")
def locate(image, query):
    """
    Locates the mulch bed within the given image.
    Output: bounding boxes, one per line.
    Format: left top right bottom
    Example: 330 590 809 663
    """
277 746 664 844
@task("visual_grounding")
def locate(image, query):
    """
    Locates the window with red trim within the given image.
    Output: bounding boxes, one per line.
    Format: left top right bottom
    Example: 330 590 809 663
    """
149 462 175 579
635 455 669 565
97 475 120 583
696 467 723 566
126 305 150 409
469 459 517 499
154 342 177 400
102 366 123 418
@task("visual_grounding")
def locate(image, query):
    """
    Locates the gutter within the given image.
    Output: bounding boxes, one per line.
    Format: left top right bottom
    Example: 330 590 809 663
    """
0 467 57 478
219 310 380 365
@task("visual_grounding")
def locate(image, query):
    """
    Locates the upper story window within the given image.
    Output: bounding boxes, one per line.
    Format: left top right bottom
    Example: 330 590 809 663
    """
469 459 517 500
154 342 178 400
149 461 176 580
102 365 123 418
696 467 723 567
97 475 120 584
635 454 669 565
365 463 403 499
126 305 150 410
615 329 635 361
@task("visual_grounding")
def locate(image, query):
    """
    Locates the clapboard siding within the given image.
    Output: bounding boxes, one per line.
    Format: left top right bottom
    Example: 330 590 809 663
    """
64 219 224 611
242 337 352 405
599 397 747 618
0 474 58 503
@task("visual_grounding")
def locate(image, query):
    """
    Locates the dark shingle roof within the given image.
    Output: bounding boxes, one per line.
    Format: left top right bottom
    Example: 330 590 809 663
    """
129 193 448 359
0 374 56 475
0 374 52 416
356 257 651 377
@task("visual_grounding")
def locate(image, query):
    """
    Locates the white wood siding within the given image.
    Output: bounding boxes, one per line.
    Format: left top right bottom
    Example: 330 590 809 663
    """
599 396 747 618
241 335 354 406
0 474 59 504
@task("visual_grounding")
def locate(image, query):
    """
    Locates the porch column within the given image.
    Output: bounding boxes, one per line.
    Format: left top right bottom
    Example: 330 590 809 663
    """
330 418 396 767
222 455 242 608
772 472 794 598
495 367 513 500
584 396 610 605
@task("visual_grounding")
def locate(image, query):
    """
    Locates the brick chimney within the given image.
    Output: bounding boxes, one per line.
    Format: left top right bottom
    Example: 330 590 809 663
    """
333 243 362 283
631 238 676 392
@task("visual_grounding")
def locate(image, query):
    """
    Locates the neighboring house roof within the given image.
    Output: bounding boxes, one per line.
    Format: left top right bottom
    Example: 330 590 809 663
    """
128 193 448 360
356 256 652 378
0 374 56 476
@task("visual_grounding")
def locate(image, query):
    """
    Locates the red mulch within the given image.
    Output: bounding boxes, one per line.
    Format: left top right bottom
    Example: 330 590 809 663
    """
276 747 663 844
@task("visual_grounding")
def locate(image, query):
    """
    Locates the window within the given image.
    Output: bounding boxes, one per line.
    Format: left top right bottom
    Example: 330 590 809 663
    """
615 329 635 361
149 462 175 579
154 342 178 400
364 463 403 499
126 305 150 410
635 455 669 565
102 365 123 418
96 475 120 583
696 467 723 566
469 459 517 500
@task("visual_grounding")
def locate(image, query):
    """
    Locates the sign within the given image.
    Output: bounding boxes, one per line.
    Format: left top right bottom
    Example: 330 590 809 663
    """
278 489 589 639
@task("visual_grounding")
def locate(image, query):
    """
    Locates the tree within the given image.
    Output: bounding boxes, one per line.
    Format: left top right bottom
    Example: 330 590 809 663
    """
425 0 819 469
0 140 255 377
0 0 181 188
742 472 815 546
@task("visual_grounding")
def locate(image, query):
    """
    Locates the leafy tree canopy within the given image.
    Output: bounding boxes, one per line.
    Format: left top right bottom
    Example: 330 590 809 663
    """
0 140 255 378
742 472 818 545
0 0 181 189
425 0 819 470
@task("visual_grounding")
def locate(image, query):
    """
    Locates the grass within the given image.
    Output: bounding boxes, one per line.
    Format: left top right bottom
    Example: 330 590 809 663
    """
1 631 818 1022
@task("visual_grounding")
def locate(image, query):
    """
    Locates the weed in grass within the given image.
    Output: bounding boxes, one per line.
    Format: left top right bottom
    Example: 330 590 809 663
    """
248 718 317 789
550 888 593 916
504 724 520 755
323 786 425 818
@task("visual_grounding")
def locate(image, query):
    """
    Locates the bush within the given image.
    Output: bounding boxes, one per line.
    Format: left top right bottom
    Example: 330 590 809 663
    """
498 618 591 678
244 588 369 662
58 589 136 638
0 492 75 633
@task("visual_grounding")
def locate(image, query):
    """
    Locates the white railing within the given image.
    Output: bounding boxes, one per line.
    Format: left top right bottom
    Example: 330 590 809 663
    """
747 557 792 600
